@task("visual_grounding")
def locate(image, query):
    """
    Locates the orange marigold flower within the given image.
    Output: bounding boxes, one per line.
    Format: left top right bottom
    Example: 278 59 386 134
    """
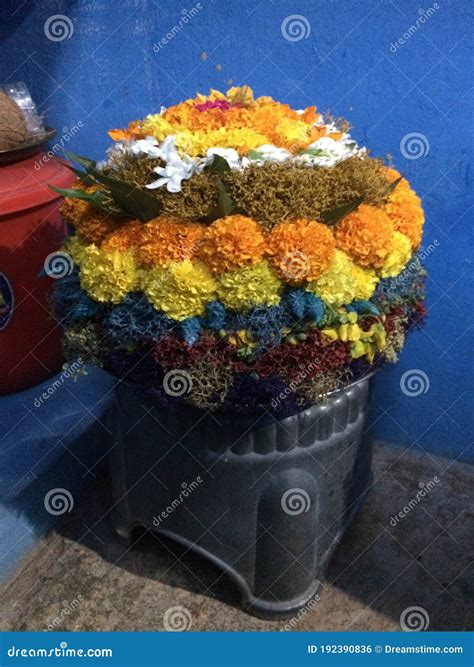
72 209 125 244
101 220 144 253
60 196 90 226
334 204 394 268
199 215 266 274
60 183 125 244
137 216 204 267
383 168 424 249
266 219 336 284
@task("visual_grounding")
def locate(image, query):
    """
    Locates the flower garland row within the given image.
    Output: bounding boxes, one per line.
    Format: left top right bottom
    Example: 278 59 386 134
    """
63 172 421 323
53 264 426 417
108 86 356 160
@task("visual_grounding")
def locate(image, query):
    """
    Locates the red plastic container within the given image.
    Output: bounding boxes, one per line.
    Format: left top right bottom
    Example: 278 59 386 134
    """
0 151 74 395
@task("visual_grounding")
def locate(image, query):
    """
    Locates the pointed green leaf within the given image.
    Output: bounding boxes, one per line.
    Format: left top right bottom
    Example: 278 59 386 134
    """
321 175 402 227
216 181 235 217
64 150 98 173
61 163 97 186
91 171 162 221
248 149 262 160
322 194 366 227
205 154 231 175
201 180 236 223
48 186 120 216
49 185 103 203
383 176 402 198
299 148 331 157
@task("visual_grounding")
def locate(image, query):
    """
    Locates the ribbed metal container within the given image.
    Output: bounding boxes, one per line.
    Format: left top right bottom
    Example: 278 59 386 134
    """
108 375 373 617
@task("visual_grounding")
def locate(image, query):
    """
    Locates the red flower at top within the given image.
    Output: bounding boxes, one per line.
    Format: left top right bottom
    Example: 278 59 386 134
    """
194 100 234 112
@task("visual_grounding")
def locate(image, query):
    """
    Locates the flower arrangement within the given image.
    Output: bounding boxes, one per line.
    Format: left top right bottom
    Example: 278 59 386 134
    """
51 86 426 418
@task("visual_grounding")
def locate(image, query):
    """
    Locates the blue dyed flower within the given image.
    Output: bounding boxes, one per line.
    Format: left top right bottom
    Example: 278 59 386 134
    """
180 317 202 346
50 270 102 325
104 293 172 345
203 300 226 331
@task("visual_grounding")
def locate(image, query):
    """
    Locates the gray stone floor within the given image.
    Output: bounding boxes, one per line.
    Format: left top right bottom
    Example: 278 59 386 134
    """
0 441 472 632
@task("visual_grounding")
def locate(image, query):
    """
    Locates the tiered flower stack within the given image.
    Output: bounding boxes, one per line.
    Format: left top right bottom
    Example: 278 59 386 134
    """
52 86 426 418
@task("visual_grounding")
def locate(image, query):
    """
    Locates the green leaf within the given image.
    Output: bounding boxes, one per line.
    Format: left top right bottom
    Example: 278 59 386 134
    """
248 149 262 160
321 175 402 227
48 186 119 215
216 181 235 217
299 148 331 157
64 151 98 173
62 163 97 186
321 194 366 227
383 176 402 198
91 171 162 221
202 181 236 223
205 154 231 175
62 151 161 220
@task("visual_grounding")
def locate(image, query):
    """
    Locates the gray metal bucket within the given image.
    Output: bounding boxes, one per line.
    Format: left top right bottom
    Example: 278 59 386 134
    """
108 375 373 618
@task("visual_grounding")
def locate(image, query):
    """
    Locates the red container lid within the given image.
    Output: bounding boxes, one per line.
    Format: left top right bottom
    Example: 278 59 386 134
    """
0 152 73 216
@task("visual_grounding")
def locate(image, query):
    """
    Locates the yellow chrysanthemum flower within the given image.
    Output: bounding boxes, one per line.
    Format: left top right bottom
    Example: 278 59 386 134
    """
351 263 380 300
62 234 92 267
217 261 282 311
80 246 139 304
273 117 312 150
142 259 217 321
306 250 357 306
140 115 175 142
379 231 412 278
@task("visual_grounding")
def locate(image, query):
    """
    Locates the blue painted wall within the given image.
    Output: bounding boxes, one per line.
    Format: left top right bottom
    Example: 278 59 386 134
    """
1 0 472 460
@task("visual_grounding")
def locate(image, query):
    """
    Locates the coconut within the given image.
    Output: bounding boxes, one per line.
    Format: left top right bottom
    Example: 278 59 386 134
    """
0 91 31 151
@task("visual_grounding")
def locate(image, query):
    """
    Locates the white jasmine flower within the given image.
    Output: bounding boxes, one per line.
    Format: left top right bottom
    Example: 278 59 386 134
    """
249 144 291 165
132 137 162 158
205 147 241 169
146 136 200 193
296 136 362 168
